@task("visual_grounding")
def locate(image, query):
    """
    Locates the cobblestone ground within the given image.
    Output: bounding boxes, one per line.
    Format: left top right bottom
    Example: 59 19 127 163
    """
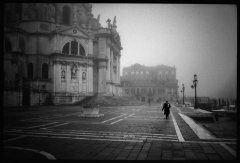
3 104 237 160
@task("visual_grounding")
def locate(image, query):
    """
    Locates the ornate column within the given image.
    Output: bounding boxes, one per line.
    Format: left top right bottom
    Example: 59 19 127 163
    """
82 64 87 94
87 62 93 94
106 43 111 81
110 48 113 83
54 61 61 92
117 53 120 84
98 61 107 95
78 64 83 93
66 62 71 92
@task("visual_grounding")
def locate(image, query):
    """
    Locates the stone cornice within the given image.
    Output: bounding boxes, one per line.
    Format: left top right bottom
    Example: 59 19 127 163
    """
96 57 108 62
49 52 94 60
51 60 94 67
98 65 107 69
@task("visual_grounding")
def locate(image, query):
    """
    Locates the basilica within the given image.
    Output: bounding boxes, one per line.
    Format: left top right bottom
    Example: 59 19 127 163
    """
4 3 122 106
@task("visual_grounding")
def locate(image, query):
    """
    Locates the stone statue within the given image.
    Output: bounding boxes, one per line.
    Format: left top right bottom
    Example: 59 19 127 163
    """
22 3 29 20
97 14 100 22
28 3 36 20
61 70 65 79
71 68 76 80
113 16 116 26
42 3 48 20
106 19 111 28
56 10 61 24
48 3 56 22
35 3 42 20
73 11 78 23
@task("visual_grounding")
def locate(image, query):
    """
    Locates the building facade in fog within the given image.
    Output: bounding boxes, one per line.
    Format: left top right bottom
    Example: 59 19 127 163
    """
121 63 179 102
4 3 122 106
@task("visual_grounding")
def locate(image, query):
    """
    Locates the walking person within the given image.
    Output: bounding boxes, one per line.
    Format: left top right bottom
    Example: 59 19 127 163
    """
148 98 151 106
162 101 171 119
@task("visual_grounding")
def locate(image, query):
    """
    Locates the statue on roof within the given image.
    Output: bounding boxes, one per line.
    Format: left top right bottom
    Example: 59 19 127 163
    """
106 19 112 28
113 16 116 26
97 14 100 22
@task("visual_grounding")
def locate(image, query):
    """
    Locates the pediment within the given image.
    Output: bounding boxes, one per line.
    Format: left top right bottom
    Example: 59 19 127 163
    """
54 25 93 39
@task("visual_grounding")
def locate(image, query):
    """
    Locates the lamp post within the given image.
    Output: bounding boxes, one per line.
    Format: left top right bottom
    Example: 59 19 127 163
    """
181 84 185 105
5 78 10 107
191 74 198 109
38 80 41 106
19 80 22 106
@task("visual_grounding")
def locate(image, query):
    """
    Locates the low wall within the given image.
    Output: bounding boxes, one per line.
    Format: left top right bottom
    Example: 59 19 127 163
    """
52 94 86 105
4 91 88 106
30 91 53 106
3 91 22 107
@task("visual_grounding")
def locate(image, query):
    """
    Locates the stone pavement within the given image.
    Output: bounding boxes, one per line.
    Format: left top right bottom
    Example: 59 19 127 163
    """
3 104 237 160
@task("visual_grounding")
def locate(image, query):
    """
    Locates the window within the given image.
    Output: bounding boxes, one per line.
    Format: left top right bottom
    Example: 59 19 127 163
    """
131 72 134 79
42 63 48 79
141 88 145 94
62 6 70 25
71 41 78 55
62 41 86 56
125 89 129 94
158 89 161 94
131 88 135 94
4 38 12 52
28 63 33 79
149 88 152 94
62 42 70 54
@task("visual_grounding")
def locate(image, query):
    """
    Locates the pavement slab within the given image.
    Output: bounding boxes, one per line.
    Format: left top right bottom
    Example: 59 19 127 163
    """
3 104 236 160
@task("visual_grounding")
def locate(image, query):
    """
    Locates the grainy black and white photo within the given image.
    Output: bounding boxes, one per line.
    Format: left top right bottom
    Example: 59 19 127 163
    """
4 3 237 160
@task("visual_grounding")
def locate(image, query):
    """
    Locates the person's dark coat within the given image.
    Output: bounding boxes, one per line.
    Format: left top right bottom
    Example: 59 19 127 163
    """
162 102 171 115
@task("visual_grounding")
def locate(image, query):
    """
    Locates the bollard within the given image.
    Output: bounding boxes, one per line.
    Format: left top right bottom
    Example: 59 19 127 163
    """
215 113 218 121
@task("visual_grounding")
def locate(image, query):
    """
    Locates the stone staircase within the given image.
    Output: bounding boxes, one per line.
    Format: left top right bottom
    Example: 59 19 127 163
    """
74 95 143 106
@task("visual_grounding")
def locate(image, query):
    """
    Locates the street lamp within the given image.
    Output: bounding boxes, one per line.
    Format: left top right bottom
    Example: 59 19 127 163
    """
5 78 10 107
191 74 198 109
181 84 185 105
19 80 22 106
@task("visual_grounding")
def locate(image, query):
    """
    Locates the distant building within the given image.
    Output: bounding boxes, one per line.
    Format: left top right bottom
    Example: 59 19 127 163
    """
121 63 179 103
4 3 122 106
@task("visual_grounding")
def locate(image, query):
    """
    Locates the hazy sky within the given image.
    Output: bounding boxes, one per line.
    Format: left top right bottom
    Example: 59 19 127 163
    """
92 4 237 99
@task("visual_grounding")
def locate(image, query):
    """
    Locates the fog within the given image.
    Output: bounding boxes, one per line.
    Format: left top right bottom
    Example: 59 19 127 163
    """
92 4 237 99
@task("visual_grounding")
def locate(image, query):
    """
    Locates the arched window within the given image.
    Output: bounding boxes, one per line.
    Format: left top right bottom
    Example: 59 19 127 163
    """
28 63 34 79
62 6 70 25
4 38 12 52
62 41 86 56
42 63 48 79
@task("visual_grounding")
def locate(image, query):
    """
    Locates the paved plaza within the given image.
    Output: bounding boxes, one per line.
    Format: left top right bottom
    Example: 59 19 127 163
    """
3 104 236 160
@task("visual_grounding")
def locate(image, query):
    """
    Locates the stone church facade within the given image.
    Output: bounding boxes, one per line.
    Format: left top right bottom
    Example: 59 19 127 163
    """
4 3 122 106
121 64 179 103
